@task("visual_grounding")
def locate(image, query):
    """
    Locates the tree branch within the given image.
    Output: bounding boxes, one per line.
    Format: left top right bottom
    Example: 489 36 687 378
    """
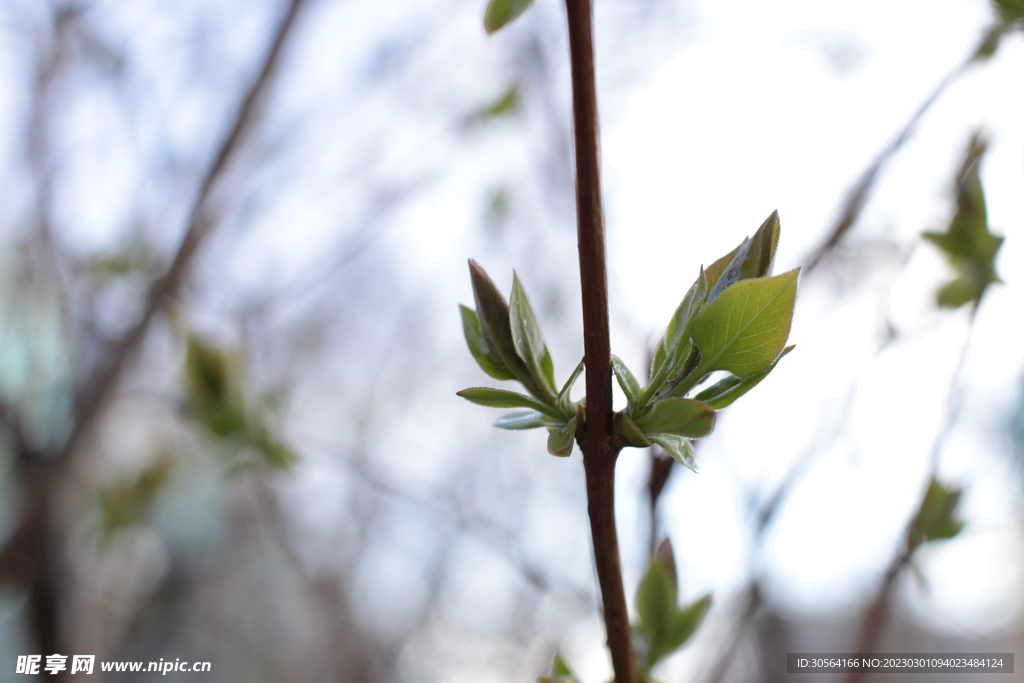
563 1 636 681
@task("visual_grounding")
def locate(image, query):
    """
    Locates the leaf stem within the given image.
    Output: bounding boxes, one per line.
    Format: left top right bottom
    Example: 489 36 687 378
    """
563 1 637 681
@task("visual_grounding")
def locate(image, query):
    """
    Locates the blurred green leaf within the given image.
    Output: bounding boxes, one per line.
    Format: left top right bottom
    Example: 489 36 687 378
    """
691 269 799 377
458 387 562 418
993 0 1024 21
636 398 715 439
648 434 697 472
538 653 581 683
694 345 794 409
636 556 677 647
493 410 554 430
484 0 534 34
465 84 520 126
460 305 515 380
185 336 229 403
98 455 173 534
547 417 576 457
922 133 1002 309
648 594 711 666
908 477 964 550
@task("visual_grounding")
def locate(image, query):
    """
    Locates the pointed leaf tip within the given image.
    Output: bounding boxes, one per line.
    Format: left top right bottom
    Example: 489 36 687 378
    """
484 0 535 34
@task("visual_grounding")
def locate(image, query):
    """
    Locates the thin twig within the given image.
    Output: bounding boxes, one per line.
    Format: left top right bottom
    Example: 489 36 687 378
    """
804 49 977 273
563 1 636 681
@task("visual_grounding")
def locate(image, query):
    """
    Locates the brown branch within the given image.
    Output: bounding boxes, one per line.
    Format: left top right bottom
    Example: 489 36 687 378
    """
564 1 636 681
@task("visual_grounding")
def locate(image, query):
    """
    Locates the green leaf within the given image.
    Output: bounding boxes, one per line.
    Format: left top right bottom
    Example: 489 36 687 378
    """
650 337 668 383
493 410 554 430
458 387 562 419
649 594 711 666
510 272 553 392
540 345 556 393
484 0 535 34
615 411 652 447
469 260 553 401
547 417 576 457
648 434 698 472
460 305 515 380
690 268 799 377
465 84 519 126
704 242 744 292
553 655 572 677
635 556 677 646
908 477 964 550
664 268 708 359
921 134 1003 309
558 359 585 416
694 346 794 409
636 398 715 439
185 336 229 403
705 211 783 304
612 356 641 412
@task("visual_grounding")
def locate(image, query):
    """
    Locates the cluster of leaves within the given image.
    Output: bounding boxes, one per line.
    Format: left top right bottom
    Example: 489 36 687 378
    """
458 261 585 456
906 477 964 556
458 214 800 468
922 133 1003 309
182 336 295 471
609 212 798 469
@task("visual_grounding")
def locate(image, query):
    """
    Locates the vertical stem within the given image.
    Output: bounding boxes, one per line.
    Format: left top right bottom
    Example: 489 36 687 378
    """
563 1 636 681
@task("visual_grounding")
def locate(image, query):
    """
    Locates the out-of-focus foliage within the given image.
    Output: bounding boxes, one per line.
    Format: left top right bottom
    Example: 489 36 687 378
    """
921 134 1003 308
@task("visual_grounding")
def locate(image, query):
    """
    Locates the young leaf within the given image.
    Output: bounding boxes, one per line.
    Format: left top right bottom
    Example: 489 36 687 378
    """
614 411 652 447
746 210 781 279
704 241 744 292
460 305 515 380
635 556 677 646
706 237 753 304
921 134 1002 309
612 356 641 412
908 477 964 550
484 0 534 34
694 346 794 409
558 359 585 416
510 272 555 394
547 417 576 457
469 260 553 401
493 410 553 430
690 269 799 377
648 434 698 472
186 336 229 403
458 387 562 419
654 538 678 595
648 594 712 666
635 398 715 439
663 268 708 358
